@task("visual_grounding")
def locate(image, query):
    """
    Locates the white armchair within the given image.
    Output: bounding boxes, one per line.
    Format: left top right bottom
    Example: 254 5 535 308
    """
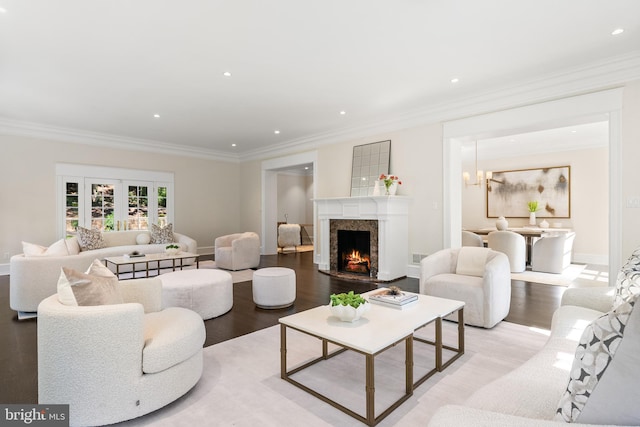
531 232 576 273
37 278 205 427
487 230 526 273
420 247 511 328
215 232 261 270
462 230 485 247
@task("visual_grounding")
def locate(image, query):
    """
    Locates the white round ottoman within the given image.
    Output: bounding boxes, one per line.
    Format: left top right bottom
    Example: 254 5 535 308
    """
252 267 296 309
160 269 233 320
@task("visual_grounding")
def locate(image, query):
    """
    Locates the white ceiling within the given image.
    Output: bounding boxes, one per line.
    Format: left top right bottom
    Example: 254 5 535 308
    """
0 1 639 160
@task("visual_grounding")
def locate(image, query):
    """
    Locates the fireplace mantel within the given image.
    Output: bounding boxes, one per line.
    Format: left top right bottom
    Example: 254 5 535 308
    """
314 196 410 281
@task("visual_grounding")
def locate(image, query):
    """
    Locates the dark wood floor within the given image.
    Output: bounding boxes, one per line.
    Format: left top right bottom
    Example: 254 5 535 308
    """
0 251 564 404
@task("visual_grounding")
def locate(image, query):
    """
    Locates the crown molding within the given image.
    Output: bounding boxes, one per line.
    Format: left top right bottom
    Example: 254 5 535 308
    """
0 118 242 163
239 50 640 161
1 51 639 164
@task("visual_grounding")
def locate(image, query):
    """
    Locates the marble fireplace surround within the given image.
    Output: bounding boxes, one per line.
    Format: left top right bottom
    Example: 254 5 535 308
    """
314 196 410 282
330 219 378 278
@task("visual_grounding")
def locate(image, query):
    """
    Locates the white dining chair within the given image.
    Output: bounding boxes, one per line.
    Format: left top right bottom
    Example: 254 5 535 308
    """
462 230 485 247
531 232 576 273
487 230 526 273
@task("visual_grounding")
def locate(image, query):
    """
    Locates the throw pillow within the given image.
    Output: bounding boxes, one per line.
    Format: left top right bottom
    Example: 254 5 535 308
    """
64 236 81 255
77 227 106 251
150 223 175 244
455 247 488 277
57 259 123 306
136 233 151 245
555 293 640 424
22 238 69 257
613 247 640 307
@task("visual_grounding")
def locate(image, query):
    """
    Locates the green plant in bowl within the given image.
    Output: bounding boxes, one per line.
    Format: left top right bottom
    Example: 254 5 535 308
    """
330 291 367 308
527 201 539 213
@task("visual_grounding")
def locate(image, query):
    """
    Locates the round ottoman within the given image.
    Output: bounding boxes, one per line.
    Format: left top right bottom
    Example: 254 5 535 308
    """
252 267 296 309
160 269 233 320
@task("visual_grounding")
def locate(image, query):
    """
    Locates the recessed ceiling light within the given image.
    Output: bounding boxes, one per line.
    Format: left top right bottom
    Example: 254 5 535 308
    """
304 167 309 170
450 77 460 84
611 28 624 36
571 130 577 133
339 111 346 115
223 71 232 77
232 143 237 147
153 114 160 118
274 130 280 134
0 7 7 13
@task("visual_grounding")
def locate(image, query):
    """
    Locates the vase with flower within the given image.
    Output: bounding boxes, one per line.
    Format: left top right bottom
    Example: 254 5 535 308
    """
379 174 402 195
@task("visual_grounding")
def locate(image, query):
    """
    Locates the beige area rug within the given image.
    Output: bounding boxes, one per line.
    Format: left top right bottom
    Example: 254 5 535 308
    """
278 244 314 254
511 263 587 287
118 320 549 426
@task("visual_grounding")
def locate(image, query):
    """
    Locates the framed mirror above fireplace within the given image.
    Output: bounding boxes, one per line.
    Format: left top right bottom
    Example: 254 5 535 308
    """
350 140 391 197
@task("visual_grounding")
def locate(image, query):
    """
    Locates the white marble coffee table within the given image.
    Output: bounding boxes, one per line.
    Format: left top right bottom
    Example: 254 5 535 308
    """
279 292 465 426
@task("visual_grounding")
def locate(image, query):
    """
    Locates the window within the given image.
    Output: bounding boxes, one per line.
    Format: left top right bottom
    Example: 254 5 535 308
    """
56 164 174 238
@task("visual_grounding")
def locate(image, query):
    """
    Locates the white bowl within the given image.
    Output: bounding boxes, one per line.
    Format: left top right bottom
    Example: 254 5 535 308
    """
165 248 180 255
329 302 370 322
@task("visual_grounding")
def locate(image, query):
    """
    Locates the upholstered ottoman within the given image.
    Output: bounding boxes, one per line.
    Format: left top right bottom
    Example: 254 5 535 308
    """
160 269 233 319
252 267 296 309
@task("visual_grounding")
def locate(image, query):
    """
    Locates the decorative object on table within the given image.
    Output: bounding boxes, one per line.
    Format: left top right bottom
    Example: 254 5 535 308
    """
350 140 391 197
165 244 181 255
379 174 402 195
527 201 539 225
486 165 571 219
539 219 549 228
496 216 509 230
123 250 145 259
372 180 381 196
329 291 369 322
369 286 418 309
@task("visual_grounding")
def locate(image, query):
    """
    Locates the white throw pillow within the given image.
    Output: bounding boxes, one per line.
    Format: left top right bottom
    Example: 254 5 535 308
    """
136 233 151 245
22 239 69 257
555 293 640 424
64 236 81 255
57 259 122 306
456 247 488 277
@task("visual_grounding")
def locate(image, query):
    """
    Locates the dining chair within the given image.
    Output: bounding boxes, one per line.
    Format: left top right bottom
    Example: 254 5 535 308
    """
487 230 526 273
531 232 576 273
462 230 485 247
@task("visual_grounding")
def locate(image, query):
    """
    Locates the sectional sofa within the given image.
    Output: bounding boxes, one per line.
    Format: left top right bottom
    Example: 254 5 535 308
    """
10 230 197 313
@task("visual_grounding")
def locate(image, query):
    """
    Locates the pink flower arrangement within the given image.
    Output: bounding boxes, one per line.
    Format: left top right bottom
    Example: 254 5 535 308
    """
379 174 402 193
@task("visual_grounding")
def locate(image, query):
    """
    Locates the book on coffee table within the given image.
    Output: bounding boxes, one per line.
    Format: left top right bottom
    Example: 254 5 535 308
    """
123 252 145 259
369 290 418 309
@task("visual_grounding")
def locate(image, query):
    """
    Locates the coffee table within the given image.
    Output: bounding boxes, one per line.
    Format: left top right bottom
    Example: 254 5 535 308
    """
104 252 200 279
279 292 464 426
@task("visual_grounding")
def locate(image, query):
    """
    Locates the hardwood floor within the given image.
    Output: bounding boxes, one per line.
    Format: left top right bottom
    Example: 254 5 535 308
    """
0 251 564 404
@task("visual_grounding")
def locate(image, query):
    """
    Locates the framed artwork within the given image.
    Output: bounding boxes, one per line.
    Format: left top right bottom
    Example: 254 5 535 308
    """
350 140 391 196
486 165 571 218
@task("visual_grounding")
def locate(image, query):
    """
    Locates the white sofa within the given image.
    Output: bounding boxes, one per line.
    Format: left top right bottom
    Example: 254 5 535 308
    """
428 285 637 427
10 230 197 313
38 277 205 426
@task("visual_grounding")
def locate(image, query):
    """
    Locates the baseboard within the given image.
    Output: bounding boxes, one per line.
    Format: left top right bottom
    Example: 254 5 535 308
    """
406 264 420 279
573 253 608 266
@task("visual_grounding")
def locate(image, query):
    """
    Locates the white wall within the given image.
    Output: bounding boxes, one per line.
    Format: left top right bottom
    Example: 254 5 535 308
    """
276 173 311 224
0 134 243 261
461 146 608 263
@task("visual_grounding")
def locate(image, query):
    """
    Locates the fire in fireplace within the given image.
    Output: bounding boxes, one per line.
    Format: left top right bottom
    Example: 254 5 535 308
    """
338 230 371 275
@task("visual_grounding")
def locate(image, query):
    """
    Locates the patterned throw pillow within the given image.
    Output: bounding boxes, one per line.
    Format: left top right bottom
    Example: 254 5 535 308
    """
150 223 175 244
555 294 640 424
77 227 106 251
613 247 640 307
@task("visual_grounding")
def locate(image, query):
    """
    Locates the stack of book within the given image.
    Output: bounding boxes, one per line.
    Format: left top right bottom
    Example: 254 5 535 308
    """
369 290 418 310
123 252 145 259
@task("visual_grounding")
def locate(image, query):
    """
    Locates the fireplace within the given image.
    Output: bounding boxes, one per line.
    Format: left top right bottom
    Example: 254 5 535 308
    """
315 196 409 281
338 230 371 275
329 219 378 279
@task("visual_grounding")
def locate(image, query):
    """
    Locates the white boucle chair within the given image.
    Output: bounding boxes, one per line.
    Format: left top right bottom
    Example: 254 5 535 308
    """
487 230 526 273
462 230 485 247
531 232 576 273
420 247 511 328
37 278 205 427
214 232 261 271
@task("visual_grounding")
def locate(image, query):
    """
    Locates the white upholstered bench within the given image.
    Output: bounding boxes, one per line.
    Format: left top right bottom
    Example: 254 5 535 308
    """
252 267 296 309
160 269 233 319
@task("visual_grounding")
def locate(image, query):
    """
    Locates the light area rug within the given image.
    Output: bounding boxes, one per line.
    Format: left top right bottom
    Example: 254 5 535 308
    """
510 263 587 287
118 320 550 427
198 260 254 283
